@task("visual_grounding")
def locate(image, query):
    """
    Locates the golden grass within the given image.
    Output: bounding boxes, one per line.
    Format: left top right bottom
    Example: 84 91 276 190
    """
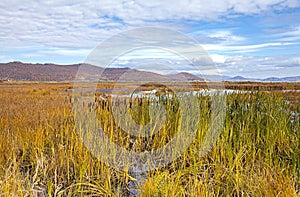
0 82 299 196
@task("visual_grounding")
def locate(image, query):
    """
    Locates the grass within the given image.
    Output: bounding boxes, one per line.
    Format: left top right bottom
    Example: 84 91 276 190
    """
0 82 299 196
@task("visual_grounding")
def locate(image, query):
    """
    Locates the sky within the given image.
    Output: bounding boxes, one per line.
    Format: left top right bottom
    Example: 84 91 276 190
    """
0 0 300 78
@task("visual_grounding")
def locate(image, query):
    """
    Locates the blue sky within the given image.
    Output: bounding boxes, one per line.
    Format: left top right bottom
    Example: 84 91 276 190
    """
0 0 299 78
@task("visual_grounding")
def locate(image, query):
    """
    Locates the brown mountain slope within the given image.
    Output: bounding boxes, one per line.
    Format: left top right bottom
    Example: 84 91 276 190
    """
0 62 84 81
0 62 203 82
168 72 205 81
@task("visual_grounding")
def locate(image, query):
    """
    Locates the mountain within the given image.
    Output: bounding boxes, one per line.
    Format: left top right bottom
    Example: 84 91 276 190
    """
168 72 205 81
0 62 200 82
226 75 300 82
0 62 91 81
1 62 298 82
262 76 300 82
102 68 169 82
225 76 259 81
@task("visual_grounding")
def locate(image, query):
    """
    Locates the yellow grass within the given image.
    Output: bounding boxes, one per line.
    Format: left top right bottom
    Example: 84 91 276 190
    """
0 82 299 196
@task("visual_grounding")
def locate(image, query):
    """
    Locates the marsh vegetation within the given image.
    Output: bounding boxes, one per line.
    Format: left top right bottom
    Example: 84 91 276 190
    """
0 82 299 196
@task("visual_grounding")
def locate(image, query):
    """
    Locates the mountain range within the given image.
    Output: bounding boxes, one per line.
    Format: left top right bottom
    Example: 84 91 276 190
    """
224 75 300 82
0 62 205 82
0 62 299 82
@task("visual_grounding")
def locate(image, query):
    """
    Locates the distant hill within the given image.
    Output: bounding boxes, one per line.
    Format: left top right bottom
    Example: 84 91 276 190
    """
168 72 205 81
0 62 81 81
0 62 204 82
227 76 254 81
226 75 300 82
1 62 298 82
262 76 300 82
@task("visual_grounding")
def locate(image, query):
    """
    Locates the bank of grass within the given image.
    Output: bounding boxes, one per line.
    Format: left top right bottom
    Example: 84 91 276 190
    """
141 91 299 196
0 83 299 196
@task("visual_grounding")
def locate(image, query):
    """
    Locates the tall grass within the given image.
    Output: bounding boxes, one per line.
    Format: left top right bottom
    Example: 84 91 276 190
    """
0 83 299 196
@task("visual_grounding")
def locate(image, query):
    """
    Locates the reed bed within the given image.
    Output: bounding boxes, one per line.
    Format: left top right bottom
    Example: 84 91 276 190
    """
0 83 299 196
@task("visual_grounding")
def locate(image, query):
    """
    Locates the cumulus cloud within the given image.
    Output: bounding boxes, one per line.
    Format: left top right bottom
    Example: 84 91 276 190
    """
210 53 300 77
0 0 299 49
107 52 300 78
0 0 299 77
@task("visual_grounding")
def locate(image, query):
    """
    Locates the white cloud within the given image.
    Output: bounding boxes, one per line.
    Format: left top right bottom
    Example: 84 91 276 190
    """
0 0 299 49
210 54 227 63
0 1 125 49
203 42 293 53
106 52 300 78
41 48 91 56
0 0 299 78
190 29 246 45
213 54 300 77
274 26 300 42
208 30 245 42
